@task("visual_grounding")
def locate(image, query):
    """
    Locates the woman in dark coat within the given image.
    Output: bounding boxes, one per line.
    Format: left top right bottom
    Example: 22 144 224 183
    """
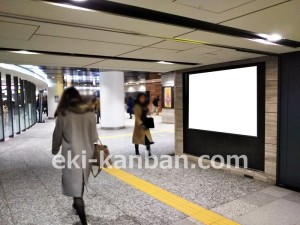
127 96 134 119
52 87 97 225
132 93 154 156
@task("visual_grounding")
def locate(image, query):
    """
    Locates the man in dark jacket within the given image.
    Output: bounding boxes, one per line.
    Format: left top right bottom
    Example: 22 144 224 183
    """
152 96 160 115
127 97 134 119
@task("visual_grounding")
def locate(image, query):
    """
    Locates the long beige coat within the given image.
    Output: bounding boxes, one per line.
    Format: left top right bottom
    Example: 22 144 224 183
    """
132 104 153 145
52 104 98 197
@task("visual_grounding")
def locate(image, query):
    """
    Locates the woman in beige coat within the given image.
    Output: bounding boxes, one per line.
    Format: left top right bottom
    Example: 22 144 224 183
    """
52 87 97 225
133 93 154 156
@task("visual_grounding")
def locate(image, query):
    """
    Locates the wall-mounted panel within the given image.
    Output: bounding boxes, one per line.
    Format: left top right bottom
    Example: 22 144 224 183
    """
183 63 266 171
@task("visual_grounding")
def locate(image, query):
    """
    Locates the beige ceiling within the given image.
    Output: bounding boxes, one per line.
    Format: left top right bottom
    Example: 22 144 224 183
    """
0 0 299 72
0 51 102 67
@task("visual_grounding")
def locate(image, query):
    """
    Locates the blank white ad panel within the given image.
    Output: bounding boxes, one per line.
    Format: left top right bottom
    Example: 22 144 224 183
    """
188 66 258 136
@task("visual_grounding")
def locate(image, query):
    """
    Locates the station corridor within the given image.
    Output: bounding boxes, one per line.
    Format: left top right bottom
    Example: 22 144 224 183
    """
1 116 300 225
2 0 300 224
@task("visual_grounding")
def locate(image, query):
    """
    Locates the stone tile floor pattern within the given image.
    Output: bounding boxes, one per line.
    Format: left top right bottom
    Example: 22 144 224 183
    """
1 116 300 225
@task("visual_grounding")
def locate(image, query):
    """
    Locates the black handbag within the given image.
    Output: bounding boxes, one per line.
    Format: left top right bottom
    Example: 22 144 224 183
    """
144 117 155 129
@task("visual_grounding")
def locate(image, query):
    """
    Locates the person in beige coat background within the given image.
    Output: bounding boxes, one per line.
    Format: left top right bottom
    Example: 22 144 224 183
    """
52 87 97 225
133 93 154 156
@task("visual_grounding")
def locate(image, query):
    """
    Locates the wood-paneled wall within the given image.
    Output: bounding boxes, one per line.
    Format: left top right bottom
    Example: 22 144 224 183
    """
264 59 278 182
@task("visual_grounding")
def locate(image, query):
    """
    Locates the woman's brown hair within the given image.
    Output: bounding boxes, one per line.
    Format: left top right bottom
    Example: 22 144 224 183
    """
54 87 84 117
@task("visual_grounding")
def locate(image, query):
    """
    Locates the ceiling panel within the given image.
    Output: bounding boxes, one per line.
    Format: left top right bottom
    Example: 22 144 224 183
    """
0 49 262 72
0 0 192 37
120 44 254 64
173 0 201 8
0 20 38 40
36 23 162 47
0 51 101 67
177 49 263 66
174 48 262 66
209 48 262 59
30 35 142 56
87 59 193 72
222 0 300 42
0 35 142 56
109 0 288 23
175 0 253 13
88 60 161 72
150 40 198 51
119 47 181 61
176 45 222 55
148 63 196 72
177 30 295 54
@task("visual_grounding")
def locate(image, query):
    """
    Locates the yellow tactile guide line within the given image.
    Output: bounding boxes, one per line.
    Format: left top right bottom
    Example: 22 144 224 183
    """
103 167 240 225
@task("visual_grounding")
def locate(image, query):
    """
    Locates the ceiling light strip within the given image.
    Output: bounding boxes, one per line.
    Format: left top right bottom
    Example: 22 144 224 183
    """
45 2 94 11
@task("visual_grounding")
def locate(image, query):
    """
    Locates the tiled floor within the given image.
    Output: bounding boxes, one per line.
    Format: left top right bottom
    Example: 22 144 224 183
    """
1 115 300 225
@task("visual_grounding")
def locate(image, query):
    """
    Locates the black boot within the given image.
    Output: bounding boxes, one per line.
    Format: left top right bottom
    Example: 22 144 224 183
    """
135 144 140 155
72 204 78 215
73 197 88 225
146 145 152 157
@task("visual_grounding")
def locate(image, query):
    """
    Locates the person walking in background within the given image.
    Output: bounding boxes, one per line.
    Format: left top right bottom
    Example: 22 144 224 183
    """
127 96 134 119
133 93 154 156
42 97 48 116
52 87 97 225
92 97 101 124
152 96 160 115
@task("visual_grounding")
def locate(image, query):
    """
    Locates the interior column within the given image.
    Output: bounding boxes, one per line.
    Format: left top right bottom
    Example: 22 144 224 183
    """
47 79 64 119
100 71 125 129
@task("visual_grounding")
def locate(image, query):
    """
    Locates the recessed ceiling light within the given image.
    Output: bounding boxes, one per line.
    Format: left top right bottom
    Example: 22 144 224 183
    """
157 61 174 65
11 50 40 55
258 33 282 42
267 34 282 42
77 69 81 71
52 76 55 79
45 2 94 11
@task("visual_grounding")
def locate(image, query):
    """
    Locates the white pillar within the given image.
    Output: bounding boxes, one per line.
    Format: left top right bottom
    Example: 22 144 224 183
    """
47 80 64 119
100 71 125 129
